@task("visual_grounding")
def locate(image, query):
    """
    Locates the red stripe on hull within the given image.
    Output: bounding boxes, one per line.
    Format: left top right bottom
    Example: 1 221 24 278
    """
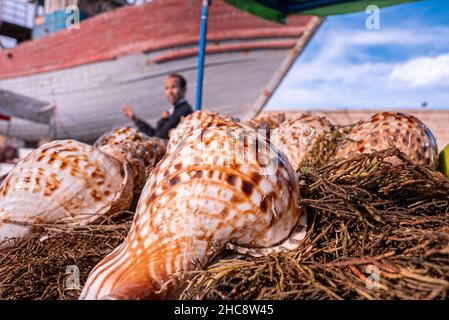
152 40 298 63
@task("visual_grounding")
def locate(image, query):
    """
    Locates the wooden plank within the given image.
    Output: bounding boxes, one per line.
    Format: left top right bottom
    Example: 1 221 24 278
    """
0 88 52 124
152 40 297 63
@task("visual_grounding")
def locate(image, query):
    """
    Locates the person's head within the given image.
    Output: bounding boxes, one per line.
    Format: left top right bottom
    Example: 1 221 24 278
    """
165 74 186 105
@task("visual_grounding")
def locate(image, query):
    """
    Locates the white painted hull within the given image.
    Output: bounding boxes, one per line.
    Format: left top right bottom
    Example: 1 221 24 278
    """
0 49 291 143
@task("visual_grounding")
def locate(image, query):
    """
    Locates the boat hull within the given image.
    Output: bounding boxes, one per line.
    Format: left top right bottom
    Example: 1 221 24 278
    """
0 0 320 143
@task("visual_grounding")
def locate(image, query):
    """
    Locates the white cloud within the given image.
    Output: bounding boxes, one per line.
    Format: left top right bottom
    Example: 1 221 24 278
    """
288 61 393 85
389 53 449 87
288 25 449 84
267 82 448 110
266 22 449 110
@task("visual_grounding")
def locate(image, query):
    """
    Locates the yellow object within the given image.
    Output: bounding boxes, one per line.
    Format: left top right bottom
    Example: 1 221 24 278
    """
438 144 449 178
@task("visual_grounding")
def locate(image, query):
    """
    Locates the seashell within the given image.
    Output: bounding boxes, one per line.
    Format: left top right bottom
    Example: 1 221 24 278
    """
335 112 439 168
94 126 166 167
166 111 236 153
271 114 334 171
0 140 133 249
243 112 286 130
79 117 304 300
94 126 167 190
143 137 167 164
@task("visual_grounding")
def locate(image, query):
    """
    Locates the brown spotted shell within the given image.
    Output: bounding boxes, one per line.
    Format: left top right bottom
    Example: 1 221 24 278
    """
271 114 334 171
0 140 133 248
94 126 167 190
243 112 287 130
335 112 439 168
80 117 303 300
166 111 236 153
94 126 166 166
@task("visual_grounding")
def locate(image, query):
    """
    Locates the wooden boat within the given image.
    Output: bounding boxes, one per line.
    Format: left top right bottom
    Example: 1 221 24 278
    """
0 0 321 144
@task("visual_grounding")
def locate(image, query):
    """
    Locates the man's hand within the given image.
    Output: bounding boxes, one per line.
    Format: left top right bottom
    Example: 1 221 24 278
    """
162 111 170 119
123 105 135 119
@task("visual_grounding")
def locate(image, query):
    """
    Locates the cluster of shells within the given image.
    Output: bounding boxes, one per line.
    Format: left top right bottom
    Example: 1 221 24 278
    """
0 126 167 250
0 109 439 299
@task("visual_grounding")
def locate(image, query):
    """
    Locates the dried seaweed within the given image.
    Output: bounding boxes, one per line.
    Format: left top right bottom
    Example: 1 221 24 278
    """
0 214 132 300
180 148 449 300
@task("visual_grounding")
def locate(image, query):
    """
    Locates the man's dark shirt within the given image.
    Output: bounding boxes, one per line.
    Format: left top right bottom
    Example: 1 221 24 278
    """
131 100 193 140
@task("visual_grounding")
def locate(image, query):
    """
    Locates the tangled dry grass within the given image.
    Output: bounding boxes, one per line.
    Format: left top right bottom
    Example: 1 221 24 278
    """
1 136 448 300
180 148 449 300
0 213 132 300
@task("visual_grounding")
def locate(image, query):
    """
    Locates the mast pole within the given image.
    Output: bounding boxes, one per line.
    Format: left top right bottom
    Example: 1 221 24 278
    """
195 0 211 111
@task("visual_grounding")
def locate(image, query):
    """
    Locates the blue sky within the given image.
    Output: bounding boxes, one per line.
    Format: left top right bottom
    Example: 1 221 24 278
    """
266 0 449 111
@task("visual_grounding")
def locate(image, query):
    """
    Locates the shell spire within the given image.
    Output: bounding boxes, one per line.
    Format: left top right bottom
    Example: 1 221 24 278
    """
271 114 334 171
243 112 287 130
94 126 167 191
166 111 236 153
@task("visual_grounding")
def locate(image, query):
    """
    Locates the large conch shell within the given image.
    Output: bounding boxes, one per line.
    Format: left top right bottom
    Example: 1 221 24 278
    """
271 114 334 171
0 140 133 249
80 115 304 300
335 112 439 168
94 126 167 190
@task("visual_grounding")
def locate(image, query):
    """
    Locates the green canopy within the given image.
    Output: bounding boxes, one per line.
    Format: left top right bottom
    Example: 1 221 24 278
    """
225 0 421 23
